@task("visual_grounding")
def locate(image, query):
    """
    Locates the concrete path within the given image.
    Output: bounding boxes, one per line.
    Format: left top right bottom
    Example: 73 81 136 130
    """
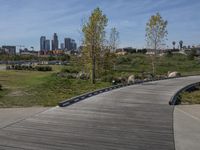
0 76 200 149
0 107 49 128
174 105 200 150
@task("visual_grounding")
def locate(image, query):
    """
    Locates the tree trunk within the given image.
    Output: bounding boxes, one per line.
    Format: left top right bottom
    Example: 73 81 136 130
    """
92 55 96 84
151 55 155 75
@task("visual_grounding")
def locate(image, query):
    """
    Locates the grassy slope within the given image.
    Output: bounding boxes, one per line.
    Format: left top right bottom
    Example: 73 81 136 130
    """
0 66 110 107
181 91 200 104
1 53 200 107
114 53 200 76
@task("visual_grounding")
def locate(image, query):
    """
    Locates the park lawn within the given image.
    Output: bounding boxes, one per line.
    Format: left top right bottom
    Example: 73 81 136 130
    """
0 66 110 107
180 91 200 104
1 53 200 107
114 53 200 76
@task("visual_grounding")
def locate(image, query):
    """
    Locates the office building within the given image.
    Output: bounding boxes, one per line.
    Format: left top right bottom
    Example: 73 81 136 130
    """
64 38 77 51
52 33 59 50
40 36 46 51
60 43 65 50
2 46 16 55
45 40 50 51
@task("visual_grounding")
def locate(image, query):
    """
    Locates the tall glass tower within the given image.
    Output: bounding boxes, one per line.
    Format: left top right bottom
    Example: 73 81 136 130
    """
40 36 46 51
52 33 59 50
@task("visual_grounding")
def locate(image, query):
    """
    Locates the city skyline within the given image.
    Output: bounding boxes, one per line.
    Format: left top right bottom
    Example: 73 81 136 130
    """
0 0 200 50
40 33 77 52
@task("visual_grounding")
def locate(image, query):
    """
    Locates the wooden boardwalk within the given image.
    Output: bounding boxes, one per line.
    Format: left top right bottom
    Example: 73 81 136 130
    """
0 76 200 150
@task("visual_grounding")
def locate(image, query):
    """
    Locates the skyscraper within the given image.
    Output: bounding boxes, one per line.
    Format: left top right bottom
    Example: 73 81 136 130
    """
64 38 77 51
45 40 50 51
71 39 77 50
64 38 71 50
52 33 59 50
40 36 46 51
60 43 65 50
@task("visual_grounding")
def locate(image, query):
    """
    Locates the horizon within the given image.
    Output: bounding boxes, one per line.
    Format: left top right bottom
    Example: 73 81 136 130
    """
0 0 200 50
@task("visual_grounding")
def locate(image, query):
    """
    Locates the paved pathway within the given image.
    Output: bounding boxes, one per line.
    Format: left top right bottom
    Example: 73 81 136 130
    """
0 76 200 150
0 107 49 128
174 105 200 150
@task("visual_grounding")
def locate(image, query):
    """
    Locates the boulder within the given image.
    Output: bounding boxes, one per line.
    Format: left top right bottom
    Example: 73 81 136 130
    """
168 71 181 78
128 75 135 84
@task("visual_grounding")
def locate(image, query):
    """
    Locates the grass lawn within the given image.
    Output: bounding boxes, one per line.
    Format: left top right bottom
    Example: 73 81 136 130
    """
114 53 200 76
1 53 200 107
180 90 200 104
0 65 110 107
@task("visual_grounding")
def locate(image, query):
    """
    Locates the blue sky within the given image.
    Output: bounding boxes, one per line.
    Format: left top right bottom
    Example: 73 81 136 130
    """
0 0 200 50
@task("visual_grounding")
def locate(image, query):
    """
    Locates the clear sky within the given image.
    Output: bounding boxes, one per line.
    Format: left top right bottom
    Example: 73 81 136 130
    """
0 0 200 50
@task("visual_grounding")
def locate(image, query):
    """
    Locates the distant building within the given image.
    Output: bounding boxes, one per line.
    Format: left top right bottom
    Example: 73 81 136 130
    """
64 38 77 51
40 36 46 51
2 46 16 55
60 43 65 50
45 40 50 51
71 39 77 50
20 48 38 56
64 38 71 50
52 33 59 50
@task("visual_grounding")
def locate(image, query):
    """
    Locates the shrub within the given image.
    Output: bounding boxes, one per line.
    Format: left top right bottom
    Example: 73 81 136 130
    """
0 84 2 90
35 66 52 71
187 54 195 60
61 67 79 74
165 51 173 57
116 56 131 64
101 74 115 82
65 74 77 79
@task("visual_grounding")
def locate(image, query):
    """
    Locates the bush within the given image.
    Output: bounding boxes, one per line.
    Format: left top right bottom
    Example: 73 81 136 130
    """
61 67 79 74
116 56 131 64
187 54 195 60
65 74 77 79
131 57 144 67
35 66 52 71
165 51 173 57
101 74 114 82
0 84 2 90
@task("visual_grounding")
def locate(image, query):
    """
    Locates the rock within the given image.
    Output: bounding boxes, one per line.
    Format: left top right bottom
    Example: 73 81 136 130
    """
112 77 127 85
77 71 89 80
128 75 135 84
168 71 181 78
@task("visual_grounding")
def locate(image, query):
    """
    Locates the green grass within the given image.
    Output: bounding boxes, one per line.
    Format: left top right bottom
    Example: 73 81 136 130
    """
1 53 200 107
0 65 110 107
114 53 200 76
180 91 200 104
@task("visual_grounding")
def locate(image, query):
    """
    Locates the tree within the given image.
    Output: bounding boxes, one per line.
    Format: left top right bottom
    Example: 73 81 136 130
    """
145 12 168 74
146 12 168 52
109 27 119 52
172 41 176 49
82 7 108 84
179 40 183 50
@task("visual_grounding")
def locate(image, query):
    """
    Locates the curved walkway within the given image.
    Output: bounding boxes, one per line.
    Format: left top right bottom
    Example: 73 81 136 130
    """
174 105 200 150
0 76 200 150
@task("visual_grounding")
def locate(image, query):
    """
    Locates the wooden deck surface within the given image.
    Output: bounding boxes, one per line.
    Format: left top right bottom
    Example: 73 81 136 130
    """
0 76 200 150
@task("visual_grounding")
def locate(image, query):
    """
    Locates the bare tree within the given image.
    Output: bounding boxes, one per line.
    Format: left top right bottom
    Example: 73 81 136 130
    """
109 27 119 52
